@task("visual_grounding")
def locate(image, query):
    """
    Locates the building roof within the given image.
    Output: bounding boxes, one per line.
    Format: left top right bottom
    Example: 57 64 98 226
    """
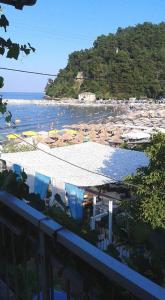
79 92 95 95
2 142 149 187
122 131 150 141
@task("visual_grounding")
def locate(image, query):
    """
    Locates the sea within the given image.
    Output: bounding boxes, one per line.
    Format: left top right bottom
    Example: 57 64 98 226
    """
0 92 121 136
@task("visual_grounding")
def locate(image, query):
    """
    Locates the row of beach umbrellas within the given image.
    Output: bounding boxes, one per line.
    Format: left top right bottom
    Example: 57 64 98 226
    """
6 129 79 140
3 124 122 146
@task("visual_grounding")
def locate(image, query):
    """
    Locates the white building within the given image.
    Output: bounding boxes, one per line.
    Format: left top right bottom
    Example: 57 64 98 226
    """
78 92 96 103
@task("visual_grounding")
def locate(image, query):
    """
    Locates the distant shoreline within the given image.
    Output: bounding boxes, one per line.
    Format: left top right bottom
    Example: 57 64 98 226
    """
4 98 120 107
4 98 164 108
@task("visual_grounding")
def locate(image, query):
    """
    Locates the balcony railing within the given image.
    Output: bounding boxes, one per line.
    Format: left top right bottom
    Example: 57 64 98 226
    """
0 191 164 300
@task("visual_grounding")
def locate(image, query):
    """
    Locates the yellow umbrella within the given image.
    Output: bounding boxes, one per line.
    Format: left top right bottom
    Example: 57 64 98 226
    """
64 129 78 135
7 133 21 140
48 129 59 135
22 131 37 137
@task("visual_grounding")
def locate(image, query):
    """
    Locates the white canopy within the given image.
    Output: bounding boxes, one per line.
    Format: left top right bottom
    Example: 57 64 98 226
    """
122 131 150 141
2 142 149 187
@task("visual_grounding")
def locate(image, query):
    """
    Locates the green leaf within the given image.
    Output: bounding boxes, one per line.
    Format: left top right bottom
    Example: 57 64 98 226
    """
0 46 5 55
0 14 9 31
7 43 20 59
28 43 35 52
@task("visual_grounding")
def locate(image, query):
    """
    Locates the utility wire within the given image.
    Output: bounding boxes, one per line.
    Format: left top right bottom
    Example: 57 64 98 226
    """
5 131 143 190
4 131 165 198
0 67 162 190
0 67 56 77
0 67 165 84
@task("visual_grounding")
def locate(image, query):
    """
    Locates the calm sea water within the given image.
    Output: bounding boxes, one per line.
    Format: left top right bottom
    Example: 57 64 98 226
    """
0 92 122 136
2 91 44 100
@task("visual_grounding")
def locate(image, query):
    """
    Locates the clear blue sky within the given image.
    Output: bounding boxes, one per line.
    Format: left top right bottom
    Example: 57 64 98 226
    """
0 0 165 92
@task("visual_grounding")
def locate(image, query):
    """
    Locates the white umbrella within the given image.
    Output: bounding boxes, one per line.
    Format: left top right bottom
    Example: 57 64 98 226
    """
38 131 49 136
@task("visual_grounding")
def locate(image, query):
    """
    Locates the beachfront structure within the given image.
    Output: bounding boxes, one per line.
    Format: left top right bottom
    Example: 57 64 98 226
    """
2 142 149 246
122 130 150 142
78 92 96 103
2 141 149 192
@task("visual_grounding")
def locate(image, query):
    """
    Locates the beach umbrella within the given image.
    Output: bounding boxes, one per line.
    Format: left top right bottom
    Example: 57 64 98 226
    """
77 123 87 131
48 129 59 135
7 133 21 140
48 132 61 141
89 130 97 140
22 131 37 137
38 131 48 136
73 133 84 144
64 129 78 135
57 129 67 134
61 133 73 141
55 140 65 147
111 133 121 144
43 137 54 144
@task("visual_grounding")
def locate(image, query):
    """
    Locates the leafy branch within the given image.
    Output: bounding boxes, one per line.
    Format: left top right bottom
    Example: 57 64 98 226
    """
0 6 35 122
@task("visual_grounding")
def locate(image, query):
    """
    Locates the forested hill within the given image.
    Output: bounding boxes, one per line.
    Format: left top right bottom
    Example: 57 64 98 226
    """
45 22 165 99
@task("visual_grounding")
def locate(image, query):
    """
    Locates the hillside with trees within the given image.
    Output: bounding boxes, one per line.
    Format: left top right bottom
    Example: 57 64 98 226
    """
45 22 165 100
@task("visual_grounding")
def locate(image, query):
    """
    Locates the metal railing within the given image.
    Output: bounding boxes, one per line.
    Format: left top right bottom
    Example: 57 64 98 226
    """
0 191 164 300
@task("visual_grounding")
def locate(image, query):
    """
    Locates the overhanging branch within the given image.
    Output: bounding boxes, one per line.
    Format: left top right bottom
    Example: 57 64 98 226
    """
0 0 37 10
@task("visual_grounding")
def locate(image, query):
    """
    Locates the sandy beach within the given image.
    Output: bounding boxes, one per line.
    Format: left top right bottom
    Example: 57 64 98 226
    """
2 98 164 151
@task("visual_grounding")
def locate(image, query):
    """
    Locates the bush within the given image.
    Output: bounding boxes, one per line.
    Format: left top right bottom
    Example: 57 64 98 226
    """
2 141 36 153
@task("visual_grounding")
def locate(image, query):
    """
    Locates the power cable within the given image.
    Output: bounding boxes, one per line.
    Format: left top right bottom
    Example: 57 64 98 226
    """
0 67 57 77
0 69 162 190
4 131 144 190
0 67 165 85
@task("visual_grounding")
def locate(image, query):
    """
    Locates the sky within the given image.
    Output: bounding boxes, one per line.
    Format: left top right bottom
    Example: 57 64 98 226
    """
0 0 165 92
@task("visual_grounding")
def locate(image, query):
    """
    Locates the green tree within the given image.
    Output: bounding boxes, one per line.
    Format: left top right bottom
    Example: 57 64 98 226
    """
125 133 165 229
46 22 165 99
0 6 35 122
0 169 29 199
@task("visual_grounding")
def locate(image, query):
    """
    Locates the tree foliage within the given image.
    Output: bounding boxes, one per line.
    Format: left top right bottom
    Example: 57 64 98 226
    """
2 141 36 152
0 6 35 122
0 169 29 199
0 9 35 61
125 133 165 229
46 22 165 99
